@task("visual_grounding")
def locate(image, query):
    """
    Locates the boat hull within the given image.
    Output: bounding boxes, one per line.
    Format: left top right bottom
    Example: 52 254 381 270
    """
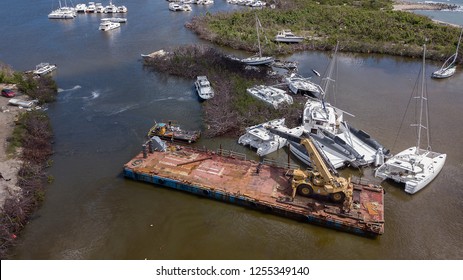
124 142 385 236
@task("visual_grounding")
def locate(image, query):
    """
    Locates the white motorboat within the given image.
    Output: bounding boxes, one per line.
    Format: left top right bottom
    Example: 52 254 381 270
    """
101 17 127 23
104 1 118 13
274 30 304 43
33 63 57 76
246 85 293 109
99 20 120 31
194 76 214 100
250 1 266 7
8 98 38 108
168 3 183 11
181 4 192 11
238 119 303 156
95 2 105 13
75 3 87 13
431 28 462 79
117 5 128 13
376 45 446 194
241 15 274 66
86 2 96 12
285 73 322 98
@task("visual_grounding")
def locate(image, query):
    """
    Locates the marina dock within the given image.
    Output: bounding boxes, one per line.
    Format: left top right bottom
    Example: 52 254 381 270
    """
123 141 385 237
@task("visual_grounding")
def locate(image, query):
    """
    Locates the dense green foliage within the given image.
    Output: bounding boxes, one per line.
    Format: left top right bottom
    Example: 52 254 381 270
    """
189 1 461 62
143 45 304 137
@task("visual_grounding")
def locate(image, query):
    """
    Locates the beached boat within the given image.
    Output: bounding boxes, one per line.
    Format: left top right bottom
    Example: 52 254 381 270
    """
285 73 322 98
8 98 38 108
241 15 274 66
274 30 304 43
147 121 201 143
99 20 120 31
431 28 462 79
376 45 446 194
246 85 293 109
33 63 57 76
238 119 304 156
194 76 214 100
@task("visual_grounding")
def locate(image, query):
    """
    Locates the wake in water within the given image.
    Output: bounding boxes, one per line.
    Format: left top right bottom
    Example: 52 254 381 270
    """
84 90 101 101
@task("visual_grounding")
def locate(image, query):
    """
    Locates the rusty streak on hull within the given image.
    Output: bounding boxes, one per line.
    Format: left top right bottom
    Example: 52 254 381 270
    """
123 144 385 237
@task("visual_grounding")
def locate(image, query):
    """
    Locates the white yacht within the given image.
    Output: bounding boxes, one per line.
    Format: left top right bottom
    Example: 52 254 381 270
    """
168 3 183 11
33 63 57 76
238 119 303 156
101 17 127 23
99 20 121 31
274 30 304 43
375 45 446 194
246 85 293 109
181 4 192 11
95 3 105 13
302 97 342 135
75 3 87 13
86 2 96 12
104 1 118 13
48 1 76 19
117 5 128 13
285 73 322 98
194 76 214 100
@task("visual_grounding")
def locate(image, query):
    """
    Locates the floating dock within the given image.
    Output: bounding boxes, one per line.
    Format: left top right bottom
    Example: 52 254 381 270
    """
123 141 385 237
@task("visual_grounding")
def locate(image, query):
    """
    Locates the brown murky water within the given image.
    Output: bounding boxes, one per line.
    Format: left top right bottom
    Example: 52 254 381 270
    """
2 1 462 259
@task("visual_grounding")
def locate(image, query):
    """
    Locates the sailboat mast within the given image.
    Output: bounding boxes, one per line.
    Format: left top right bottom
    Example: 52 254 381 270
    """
416 44 427 153
453 28 463 64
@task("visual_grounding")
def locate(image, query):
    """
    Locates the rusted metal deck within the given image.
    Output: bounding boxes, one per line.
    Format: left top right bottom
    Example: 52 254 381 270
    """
123 143 384 236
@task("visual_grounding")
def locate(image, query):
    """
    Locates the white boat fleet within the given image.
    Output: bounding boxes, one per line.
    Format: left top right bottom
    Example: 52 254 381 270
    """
49 1 128 19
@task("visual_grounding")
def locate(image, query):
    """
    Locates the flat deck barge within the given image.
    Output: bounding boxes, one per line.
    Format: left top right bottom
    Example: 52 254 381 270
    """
123 141 384 237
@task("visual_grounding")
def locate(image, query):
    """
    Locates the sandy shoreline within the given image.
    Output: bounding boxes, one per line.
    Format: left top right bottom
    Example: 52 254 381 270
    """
0 84 24 207
393 0 460 11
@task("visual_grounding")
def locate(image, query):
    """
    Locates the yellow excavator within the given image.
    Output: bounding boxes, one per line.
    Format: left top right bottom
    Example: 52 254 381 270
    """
267 127 353 209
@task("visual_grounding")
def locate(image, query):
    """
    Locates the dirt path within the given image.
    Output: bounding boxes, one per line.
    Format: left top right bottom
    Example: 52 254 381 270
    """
0 84 23 206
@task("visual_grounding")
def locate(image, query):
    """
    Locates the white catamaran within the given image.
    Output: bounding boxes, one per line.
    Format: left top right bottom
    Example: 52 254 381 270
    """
431 28 462 79
376 44 447 194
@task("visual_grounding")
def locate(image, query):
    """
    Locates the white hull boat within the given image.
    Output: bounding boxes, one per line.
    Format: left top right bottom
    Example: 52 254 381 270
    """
238 119 303 156
376 45 446 194
99 20 120 31
302 97 343 134
247 85 293 109
285 73 322 98
194 76 214 100
101 17 127 23
33 63 57 76
274 30 304 43
431 28 462 79
241 14 274 66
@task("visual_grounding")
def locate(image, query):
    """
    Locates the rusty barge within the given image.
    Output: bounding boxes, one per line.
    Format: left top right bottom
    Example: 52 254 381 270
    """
123 140 385 237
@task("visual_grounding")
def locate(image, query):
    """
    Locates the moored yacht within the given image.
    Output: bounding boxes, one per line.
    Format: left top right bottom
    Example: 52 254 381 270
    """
99 20 120 31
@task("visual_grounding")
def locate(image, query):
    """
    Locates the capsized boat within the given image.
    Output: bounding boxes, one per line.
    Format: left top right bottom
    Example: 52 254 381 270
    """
246 85 293 109
147 121 201 143
431 28 462 79
238 119 303 156
376 44 446 194
285 73 322 98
